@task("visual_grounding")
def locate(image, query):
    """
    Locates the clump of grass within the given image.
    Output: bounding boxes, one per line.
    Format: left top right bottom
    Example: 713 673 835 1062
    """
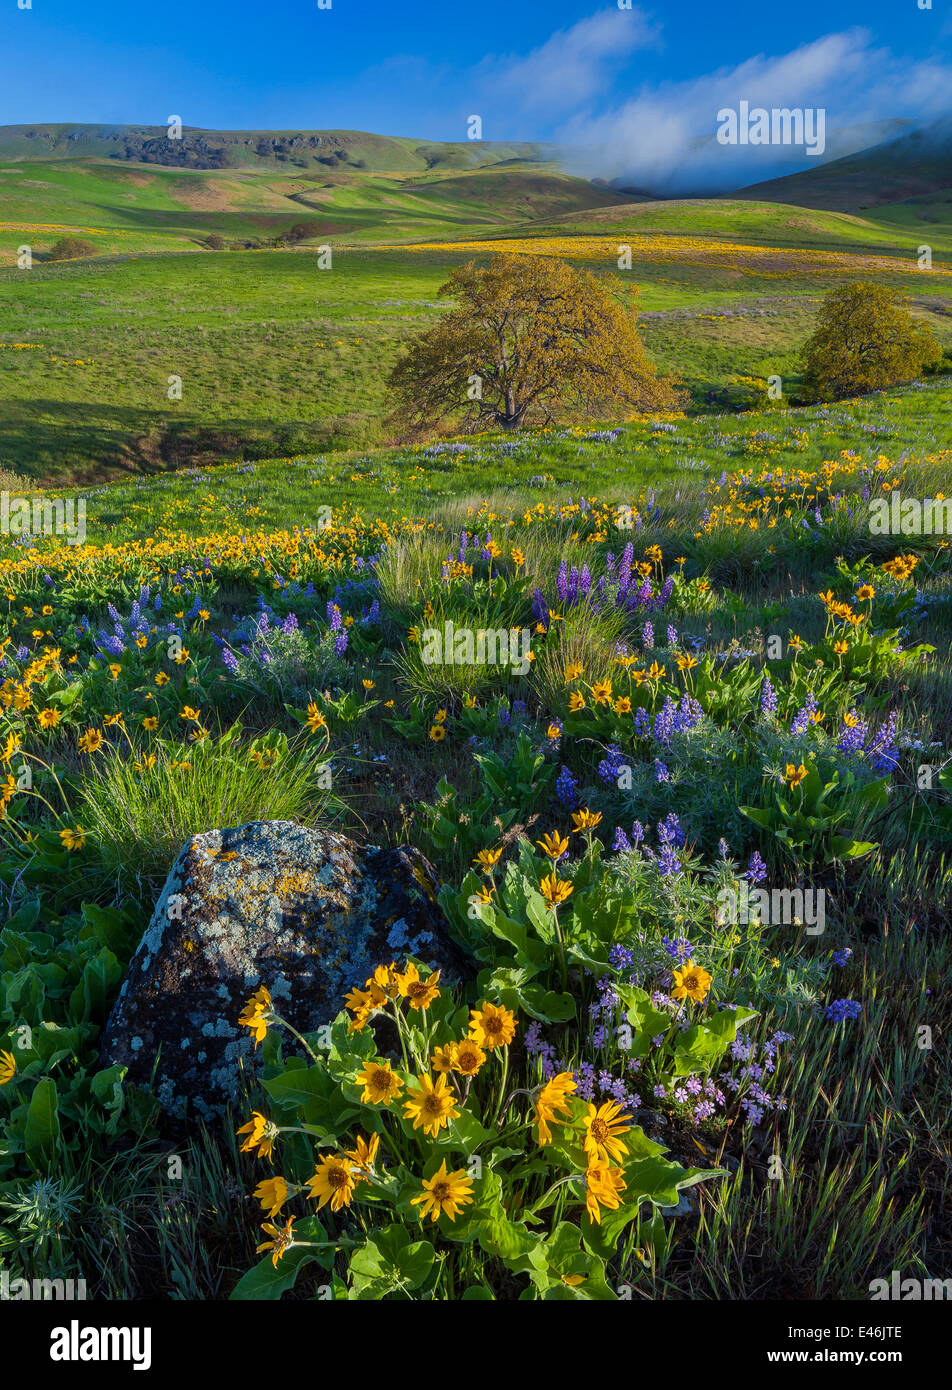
531 600 627 715
75 727 337 891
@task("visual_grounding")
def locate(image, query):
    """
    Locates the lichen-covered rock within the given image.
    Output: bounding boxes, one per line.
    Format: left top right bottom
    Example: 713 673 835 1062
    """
100 821 462 1120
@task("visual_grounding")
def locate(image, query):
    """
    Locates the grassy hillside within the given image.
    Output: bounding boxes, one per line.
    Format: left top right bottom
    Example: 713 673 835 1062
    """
0 123 554 172
0 158 632 259
738 116 952 216
521 197 952 257
3 200 952 482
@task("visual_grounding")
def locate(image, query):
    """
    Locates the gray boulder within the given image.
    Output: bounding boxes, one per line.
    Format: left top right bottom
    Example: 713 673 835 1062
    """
100 821 461 1120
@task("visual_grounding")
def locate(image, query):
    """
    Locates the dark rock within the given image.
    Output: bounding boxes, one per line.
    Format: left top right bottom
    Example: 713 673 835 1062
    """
100 821 462 1120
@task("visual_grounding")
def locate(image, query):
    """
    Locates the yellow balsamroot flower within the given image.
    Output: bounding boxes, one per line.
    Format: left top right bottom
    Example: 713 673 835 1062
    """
366 962 401 1004
0 1049 16 1086
428 724 446 742
572 809 602 833
511 548 526 567
154 671 170 687
1 732 22 766
591 680 613 705
534 1072 577 1146
143 716 159 732
59 827 86 852
180 705 201 723
546 722 562 740
430 1044 455 1074
856 585 875 602
433 708 447 725
361 679 375 691
676 654 698 671
449 1036 487 1077
785 762 809 788
344 986 376 1033
411 1160 475 1224
254 1175 289 1217
403 1072 460 1137
257 1215 296 1268
237 1111 278 1163
355 1058 403 1105
582 1100 633 1165
540 873 573 911
613 696 632 714
396 962 442 1011
469 1000 517 1050
585 1158 627 1225
647 661 666 681
343 1133 380 1177
463 695 477 709
671 961 713 1005
568 690 586 712
473 846 503 874
306 701 327 733
108 663 122 681
238 986 274 1048
174 648 190 665
78 728 104 754
564 662 583 682
38 708 61 729
536 830 570 861
307 1154 357 1212
833 640 849 656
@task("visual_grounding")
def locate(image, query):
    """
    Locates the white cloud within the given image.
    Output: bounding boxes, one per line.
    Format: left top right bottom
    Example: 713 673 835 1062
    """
474 7 661 116
556 28 952 193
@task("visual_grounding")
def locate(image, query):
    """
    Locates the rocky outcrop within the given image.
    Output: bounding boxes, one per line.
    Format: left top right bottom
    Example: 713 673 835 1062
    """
100 821 461 1119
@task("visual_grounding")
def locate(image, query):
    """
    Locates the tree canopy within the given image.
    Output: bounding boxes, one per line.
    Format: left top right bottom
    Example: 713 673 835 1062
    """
802 281 942 401
388 253 681 433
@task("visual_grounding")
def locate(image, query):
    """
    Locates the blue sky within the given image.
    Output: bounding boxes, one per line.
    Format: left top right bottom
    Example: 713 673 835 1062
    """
1 1 950 188
1 0 949 134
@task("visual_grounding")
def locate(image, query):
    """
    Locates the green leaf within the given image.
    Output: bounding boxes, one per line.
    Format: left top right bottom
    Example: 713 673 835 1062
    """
24 1078 60 1167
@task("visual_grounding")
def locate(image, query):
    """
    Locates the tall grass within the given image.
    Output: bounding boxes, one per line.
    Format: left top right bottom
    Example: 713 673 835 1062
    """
75 728 338 892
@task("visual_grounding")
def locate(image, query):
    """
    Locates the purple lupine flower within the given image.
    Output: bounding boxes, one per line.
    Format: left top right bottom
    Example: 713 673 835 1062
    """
746 851 768 884
831 947 852 967
612 826 632 853
760 675 778 716
790 693 818 737
641 621 654 648
825 998 862 1022
597 744 626 786
555 765 580 809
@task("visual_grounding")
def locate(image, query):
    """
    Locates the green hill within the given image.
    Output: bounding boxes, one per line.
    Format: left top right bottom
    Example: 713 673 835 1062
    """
0 123 553 173
738 116 952 216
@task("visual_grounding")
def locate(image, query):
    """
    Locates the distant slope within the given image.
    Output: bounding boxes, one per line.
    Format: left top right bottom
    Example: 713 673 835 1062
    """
0 153 632 261
514 198 944 255
0 123 554 173
738 116 952 213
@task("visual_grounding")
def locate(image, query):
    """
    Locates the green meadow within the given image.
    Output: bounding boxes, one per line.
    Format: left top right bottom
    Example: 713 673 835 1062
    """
2 188 952 482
